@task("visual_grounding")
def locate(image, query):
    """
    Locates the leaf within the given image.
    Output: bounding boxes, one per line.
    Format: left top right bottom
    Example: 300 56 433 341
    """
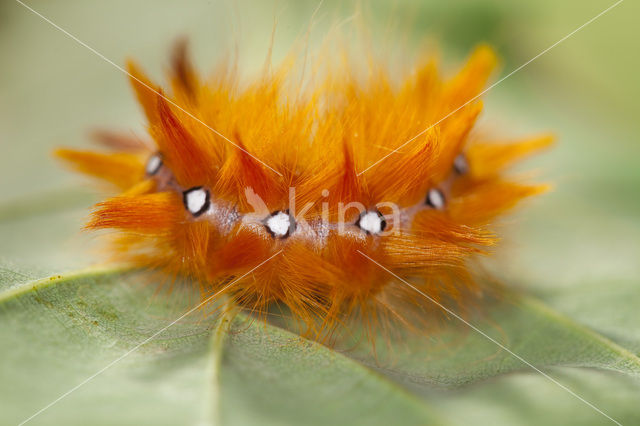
0 267 443 426
2 254 640 425
347 294 640 387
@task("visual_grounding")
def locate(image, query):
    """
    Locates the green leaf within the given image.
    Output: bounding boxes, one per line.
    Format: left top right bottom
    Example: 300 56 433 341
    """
2 256 639 425
0 267 444 426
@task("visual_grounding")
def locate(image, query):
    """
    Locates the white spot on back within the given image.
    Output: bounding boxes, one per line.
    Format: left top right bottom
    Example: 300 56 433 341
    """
146 153 162 175
184 187 209 216
266 211 291 237
358 211 385 235
453 153 469 174
426 188 445 210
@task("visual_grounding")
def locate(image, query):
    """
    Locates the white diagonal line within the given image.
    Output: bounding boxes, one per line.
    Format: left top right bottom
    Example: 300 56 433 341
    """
356 250 622 426
357 0 624 176
14 0 283 177
18 250 283 426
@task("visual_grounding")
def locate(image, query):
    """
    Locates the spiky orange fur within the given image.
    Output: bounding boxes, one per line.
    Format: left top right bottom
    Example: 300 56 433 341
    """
56 41 551 342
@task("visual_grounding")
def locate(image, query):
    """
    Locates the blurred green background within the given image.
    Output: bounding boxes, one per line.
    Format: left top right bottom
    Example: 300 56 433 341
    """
1 1 639 425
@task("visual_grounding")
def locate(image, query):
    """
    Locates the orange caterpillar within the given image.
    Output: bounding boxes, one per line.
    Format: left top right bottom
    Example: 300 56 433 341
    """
57 41 551 342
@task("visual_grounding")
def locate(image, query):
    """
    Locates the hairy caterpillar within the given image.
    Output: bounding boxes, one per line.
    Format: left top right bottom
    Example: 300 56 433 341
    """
56 39 551 343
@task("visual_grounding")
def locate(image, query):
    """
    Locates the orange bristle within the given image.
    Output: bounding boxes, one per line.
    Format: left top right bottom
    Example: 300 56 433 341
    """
88 192 183 233
126 60 161 125
468 134 554 177
55 148 145 190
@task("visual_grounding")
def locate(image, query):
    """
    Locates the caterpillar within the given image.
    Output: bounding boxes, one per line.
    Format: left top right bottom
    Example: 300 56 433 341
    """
56 39 551 343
